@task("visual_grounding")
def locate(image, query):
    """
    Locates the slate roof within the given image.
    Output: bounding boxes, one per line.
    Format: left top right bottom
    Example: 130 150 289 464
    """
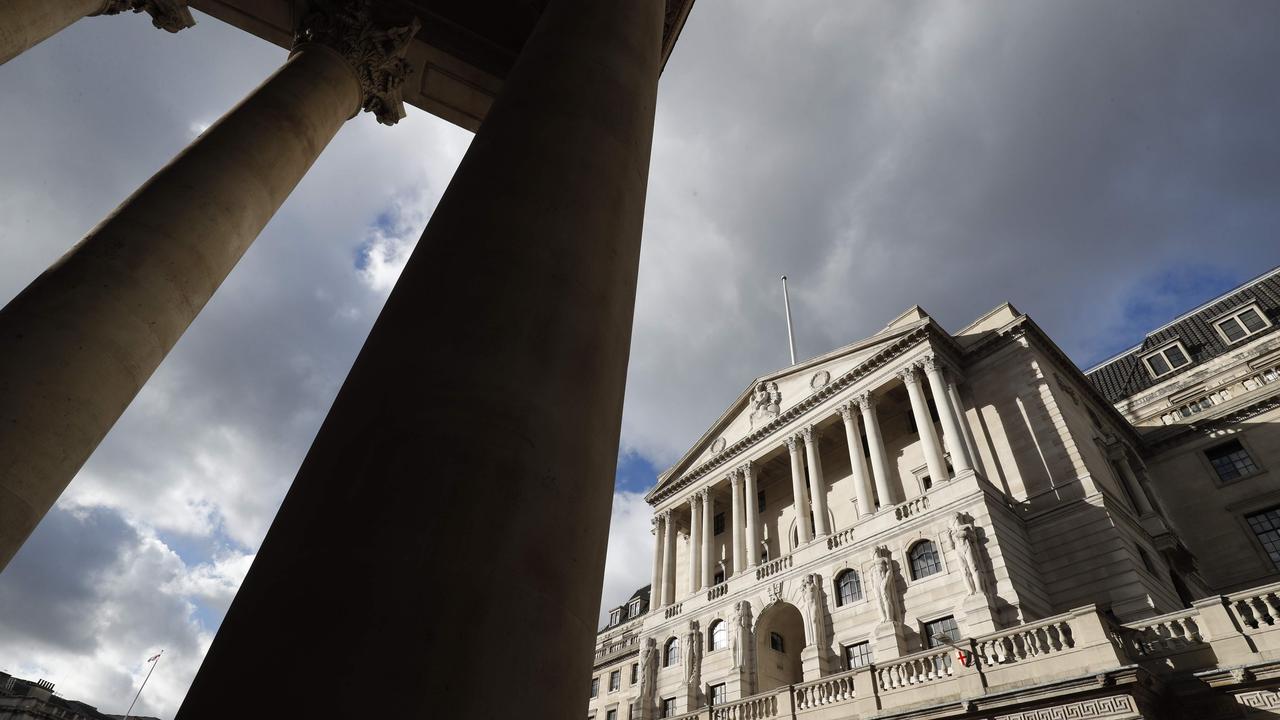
1085 266 1280 403
601 584 651 631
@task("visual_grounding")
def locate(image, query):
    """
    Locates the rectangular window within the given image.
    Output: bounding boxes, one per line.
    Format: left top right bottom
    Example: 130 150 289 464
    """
758 490 766 513
1216 304 1271 344
770 631 785 652
591 677 599 698
1246 506 1280 569
709 683 727 707
606 710 617 720
843 641 873 670
1205 439 1260 483
924 616 960 648
631 663 638 685
1142 341 1191 379
661 698 677 718
714 512 726 535
609 670 620 692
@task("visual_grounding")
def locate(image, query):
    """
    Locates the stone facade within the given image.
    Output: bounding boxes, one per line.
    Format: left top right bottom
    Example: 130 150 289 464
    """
589 270 1280 720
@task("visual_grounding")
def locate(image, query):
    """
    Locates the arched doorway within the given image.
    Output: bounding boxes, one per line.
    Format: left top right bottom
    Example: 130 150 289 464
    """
754 602 804 691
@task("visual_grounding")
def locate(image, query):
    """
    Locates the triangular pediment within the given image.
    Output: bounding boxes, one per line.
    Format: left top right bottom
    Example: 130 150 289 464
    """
648 313 933 501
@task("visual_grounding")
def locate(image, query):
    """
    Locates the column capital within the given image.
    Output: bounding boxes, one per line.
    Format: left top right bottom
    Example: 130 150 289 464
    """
854 390 876 410
687 493 700 510
293 0 421 126
728 471 742 488
897 365 920 386
739 459 754 477
96 0 195 33
801 424 821 443
836 401 855 420
785 434 801 453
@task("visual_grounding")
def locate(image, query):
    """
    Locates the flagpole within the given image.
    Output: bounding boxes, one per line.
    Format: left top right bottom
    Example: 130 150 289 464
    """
122 650 162 720
781 275 797 365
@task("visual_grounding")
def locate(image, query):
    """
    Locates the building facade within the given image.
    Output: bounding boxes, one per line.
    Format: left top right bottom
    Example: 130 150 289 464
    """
589 269 1280 720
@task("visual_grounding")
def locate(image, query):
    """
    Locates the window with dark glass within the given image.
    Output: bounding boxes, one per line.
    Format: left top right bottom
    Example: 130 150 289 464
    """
770 631 785 652
1205 439 1260 482
590 677 599 698
631 663 639 685
714 512 726 535
909 540 942 579
609 670 620 692
664 637 680 667
1217 305 1270 343
661 698 677 718
758 490 766 513
1246 505 1280 569
708 619 727 651
1143 342 1191 379
835 569 862 607
843 641 873 670
607 710 617 720
924 616 960 648
709 683 727 707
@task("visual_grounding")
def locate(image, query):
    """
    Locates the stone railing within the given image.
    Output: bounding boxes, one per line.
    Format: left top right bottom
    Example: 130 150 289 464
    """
594 634 639 664
1227 584 1280 633
825 527 855 551
1119 607 1204 659
894 495 928 521
972 615 1075 666
876 646 953 691
710 688 783 719
792 668 856 709
756 554 793 580
665 603 684 619
707 583 729 602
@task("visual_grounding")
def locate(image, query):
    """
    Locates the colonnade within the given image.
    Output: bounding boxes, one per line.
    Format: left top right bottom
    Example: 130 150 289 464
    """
0 0 195 66
649 354 974 608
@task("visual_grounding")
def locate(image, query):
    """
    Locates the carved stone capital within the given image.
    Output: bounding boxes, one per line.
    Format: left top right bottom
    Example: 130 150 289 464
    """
920 354 941 374
96 0 195 33
728 471 742 489
854 391 875 410
897 365 920 386
293 0 421 126
802 424 821 444
785 435 800 453
740 460 754 478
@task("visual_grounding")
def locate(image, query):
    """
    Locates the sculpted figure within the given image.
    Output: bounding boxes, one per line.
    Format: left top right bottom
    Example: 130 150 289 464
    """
730 600 753 670
949 514 987 596
872 545 899 623
638 637 657 705
749 381 782 429
683 620 702 690
801 573 830 650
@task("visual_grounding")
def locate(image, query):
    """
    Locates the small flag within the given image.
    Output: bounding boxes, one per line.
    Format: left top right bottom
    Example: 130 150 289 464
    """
147 652 162 663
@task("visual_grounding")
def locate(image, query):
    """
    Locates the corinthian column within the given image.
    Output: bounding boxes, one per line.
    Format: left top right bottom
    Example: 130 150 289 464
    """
663 509 678 604
177 0 666 716
701 489 713 588
651 514 665 609
688 495 702 592
802 426 830 537
922 356 972 475
1 0 194 66
742 462 760 568
787 435 812 545
837 402 874 518
0 2 419 573
858 391 895 507
730 472 745 574
901 365 948 486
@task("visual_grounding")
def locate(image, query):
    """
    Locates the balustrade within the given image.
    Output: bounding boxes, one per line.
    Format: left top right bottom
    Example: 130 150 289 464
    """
1228 586 1280 631
594 634 639 662
793 669 856 709
707 584 728 602
972 618 1074 666
665 602 684 619
825 528 855 550
876 648 953 691
894 495 929 521
756 554 793 580
1120 609 1204 658
711 690 780 719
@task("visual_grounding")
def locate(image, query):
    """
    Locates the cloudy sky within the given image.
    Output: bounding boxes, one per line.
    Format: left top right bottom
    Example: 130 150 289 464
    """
2 2 1279 716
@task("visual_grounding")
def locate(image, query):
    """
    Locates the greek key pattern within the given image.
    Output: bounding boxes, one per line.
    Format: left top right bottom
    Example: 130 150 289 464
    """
995 695 1135 720
1237 689 1280 709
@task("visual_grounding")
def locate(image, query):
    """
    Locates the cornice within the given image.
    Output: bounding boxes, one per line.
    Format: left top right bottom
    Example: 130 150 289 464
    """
1142 389 1280 456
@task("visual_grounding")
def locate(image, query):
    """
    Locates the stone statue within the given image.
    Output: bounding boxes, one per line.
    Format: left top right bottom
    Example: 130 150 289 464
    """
638 637 657 706
730 600 753 670
800 573 830 650
872 545 900 624
949 513 988 596
683 620 702 690
749 381 782 429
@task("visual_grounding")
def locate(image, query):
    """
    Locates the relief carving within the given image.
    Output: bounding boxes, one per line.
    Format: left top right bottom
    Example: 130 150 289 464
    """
749 381 782 429
948 513 991 597
730 600 753 670
872 545 901 624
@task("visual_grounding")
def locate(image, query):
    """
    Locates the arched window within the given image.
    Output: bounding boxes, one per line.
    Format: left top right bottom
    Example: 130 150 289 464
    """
909 540 942 580
834 569 862 607
664 637 680 667
708 619 727 651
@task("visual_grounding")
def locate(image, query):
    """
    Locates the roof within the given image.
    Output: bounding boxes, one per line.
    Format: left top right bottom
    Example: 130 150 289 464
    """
1085 266 1280 403
600 584 651 632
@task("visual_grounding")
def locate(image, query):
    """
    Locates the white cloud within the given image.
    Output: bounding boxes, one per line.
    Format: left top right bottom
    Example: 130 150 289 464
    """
599 491 657 626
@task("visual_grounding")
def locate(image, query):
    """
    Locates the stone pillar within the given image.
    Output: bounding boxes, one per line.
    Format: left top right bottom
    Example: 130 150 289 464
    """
688 495 702 593
651 514 666 609
730 472 745 575
1 0 194 67
802 426 830 537
787 435 812 545
838 402 875 518
0 4 419 573
945 379 982 475
901 365 949 486
858 392 895 508
922 356 972 476
743 461 760 568
701 489 714 588
1116 455 1155 516
664 510 678 605
176 1 666 715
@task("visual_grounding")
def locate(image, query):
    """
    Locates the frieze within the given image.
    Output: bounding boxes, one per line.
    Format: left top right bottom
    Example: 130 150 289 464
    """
993 694 1135 720
1238 689 1280 709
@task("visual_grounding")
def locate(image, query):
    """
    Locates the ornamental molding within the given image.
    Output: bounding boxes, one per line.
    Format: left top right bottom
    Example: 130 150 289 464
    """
810 370 831 390
95 0 195 33
293 0 421 126
1238 689 1280 709
993 694 1136 720
1143 391 1280 456
649 326 939 505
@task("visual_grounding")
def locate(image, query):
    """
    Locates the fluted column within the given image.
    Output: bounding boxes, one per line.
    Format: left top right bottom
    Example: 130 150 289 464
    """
901 365 948 485
663 510 678 604
1 0 194 67
701 489 713 588
730 472 745 574
688 495 702 593
922 356 972 476
858 391 895 507
742 461 760 568
650 514 665 608
787 435 812 545
0 4 419 573
801 426 830 537
838 402 874 518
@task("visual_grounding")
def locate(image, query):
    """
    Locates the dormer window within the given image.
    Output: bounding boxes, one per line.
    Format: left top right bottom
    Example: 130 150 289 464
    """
628 598 641 617
609 608 622 626
1215 304 1271 344
1141 341 1191 379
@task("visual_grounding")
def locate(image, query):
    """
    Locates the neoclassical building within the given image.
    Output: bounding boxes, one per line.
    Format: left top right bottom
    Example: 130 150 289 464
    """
588 268 1280 720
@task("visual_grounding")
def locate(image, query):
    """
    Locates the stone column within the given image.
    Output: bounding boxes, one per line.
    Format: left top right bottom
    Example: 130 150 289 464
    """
1 0 194 67
858 391 895 508
743 461 760 568
664 510 678 605
922 356 972 476
837 402 875 518
0 4 419 573
730 472 745 575
901 365 949 486
801 426 830 537
787 435 812 545
651 514 665 609
1116 455 1155 516
945 380 981 474
688 495 702 593
701 489 713 588
175 0 665 715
